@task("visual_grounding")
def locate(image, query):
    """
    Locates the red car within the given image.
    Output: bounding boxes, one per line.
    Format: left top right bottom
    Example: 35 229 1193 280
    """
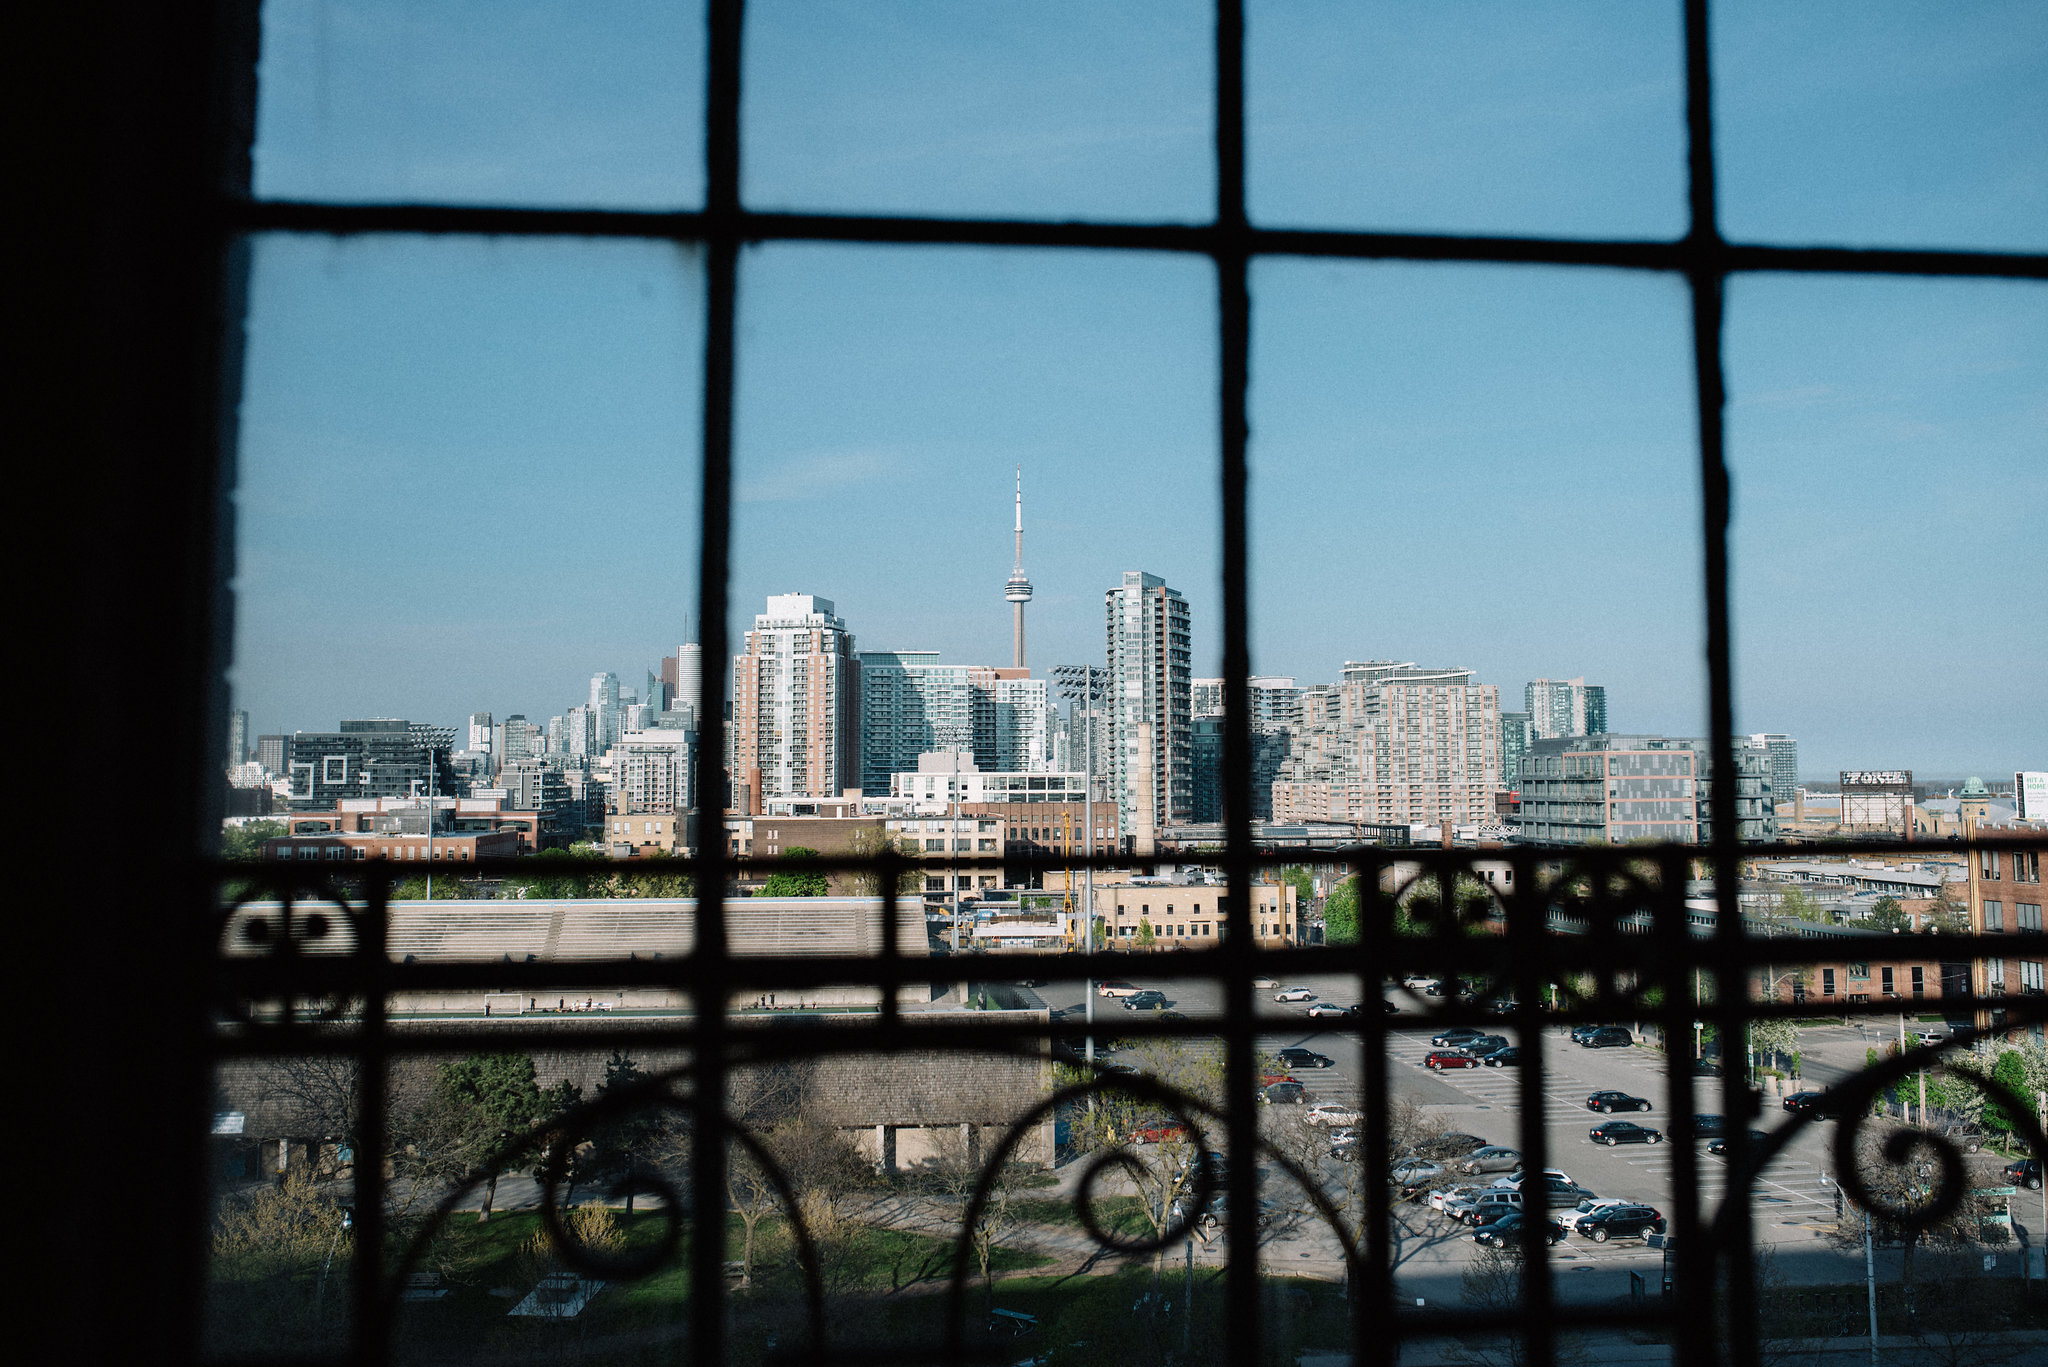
1129 1121 1188 1144
1426 1050 1480 1070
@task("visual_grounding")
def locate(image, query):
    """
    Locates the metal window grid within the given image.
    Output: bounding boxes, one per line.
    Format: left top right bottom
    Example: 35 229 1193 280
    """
196 4 2048 1366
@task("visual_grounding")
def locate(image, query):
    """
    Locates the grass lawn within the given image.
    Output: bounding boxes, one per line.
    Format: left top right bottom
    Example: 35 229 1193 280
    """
390 1204 1055 1354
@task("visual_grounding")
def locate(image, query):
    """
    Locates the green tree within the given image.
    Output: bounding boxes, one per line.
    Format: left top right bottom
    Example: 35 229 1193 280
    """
1924 884 1970 934
431 1054 581 1221
222 821 284 861
614 849 695 899
844 825 923 895
1866 896 1911 933
582 1050 663 1212
503 846 606 899
1984 1050 2030 1133
1775 888 1826 923
758 846 830 897
1323 875 1359 945
1136 917 1156 948
1280 865 1315 908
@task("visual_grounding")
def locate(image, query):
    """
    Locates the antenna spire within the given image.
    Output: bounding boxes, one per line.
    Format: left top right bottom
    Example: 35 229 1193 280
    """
1005 465 1033 668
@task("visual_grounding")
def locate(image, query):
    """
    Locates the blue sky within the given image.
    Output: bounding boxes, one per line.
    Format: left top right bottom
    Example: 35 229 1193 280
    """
233 1 2045 779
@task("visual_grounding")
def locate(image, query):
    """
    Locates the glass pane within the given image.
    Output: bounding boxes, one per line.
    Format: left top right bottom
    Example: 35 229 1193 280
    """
253 0 706 208
731 244 1218 868
1248 0 1686 238
1714 0 2048 252
744 1 1212 221
1250 261 1707 844
1727 276 2047 807
228 234 703 863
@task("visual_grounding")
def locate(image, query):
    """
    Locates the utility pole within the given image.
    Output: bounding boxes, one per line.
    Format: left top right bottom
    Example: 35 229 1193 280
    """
1865 1217 1880 1366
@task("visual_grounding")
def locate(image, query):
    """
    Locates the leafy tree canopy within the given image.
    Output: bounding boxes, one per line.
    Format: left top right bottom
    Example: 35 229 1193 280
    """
758 846 830 897
1866 896 1911 933
222 821 284 862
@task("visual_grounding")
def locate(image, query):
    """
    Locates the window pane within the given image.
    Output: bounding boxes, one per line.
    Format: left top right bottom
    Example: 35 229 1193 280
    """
1713 0 2048 251
744 1 1211 221
1251 261 1706 841
253 0 706 208
1248 0 1686 238
229 234 703 850
1727 276 2047 802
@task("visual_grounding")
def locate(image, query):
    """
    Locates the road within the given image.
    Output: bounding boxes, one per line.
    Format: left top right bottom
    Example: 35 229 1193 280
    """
1038 971 2034 1305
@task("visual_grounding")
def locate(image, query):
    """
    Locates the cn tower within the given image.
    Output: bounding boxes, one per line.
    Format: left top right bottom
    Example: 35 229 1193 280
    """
1004 466 1032 669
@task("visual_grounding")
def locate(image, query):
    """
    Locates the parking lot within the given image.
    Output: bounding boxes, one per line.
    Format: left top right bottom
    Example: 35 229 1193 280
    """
1039 972 2032 1304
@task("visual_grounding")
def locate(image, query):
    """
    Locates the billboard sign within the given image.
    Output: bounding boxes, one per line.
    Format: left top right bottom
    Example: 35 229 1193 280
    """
2019 772 2048 821
1841 770 1912 829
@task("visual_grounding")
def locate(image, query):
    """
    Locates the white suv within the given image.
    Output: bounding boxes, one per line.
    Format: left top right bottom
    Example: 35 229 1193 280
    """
1305 1103 1364 1127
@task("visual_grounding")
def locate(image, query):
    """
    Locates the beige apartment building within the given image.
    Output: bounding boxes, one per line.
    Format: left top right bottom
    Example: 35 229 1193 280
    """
1272 661 1503 830
1064 875 1300 949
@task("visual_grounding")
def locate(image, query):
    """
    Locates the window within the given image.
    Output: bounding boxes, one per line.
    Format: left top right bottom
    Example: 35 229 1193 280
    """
2026 962 2046 993
1986 900 2004 931
1911 966 1924 998
2022 904 2044 933
1881 967 1895 995
140 6 2044 1366
1822 968 1836 995
1982 849 2003 879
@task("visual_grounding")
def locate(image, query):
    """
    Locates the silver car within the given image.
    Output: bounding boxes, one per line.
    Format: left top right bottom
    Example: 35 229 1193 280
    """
1459 1145 1521 1173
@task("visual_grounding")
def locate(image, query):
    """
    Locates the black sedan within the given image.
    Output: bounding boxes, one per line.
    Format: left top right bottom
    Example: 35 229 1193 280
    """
1121 990 1170 1010
2007 1158 2042 1190
1573 1204 1667 1242
1473 1211 1565 1248
1705 1130 1769 1155
1479 1046 1521 1067
1782 1090 1837 1115
1586 1090 1652 1113
1588 1120 1663 1146
1277 1047 1336 1069
1430 1027 1487 1048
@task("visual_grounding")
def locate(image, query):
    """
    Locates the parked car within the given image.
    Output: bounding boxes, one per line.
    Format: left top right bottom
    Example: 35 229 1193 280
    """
1517 1176 1596 1206
1402 975 1441 991
1305 1103 1363 1127
1573 1204 1667 1242
1426 1050 1481 1070
1457 1145 1521 1174
1462 1190 1523 1225
2006 1158 2042 1190
1277 1047 1336 1069
1430 1184 1481 1212
1129 1120 1188 1144
1121 990 1169 1010
1913 1027 1945 1046
1457 1034 1510 1057
1705 1130 1769 1155
1479 1046 1521 1067
1579 1026 1634 1048
1589 1120 1664 1146
1782 1090 1836 1115
1382 1000 1401 1014
1252 976 1279 989
1390 1158 1443 1186
1474 1212 1565 1247
1939 1124 1989 1154
1572 1196 1633 1217
1260 1080 1307 1104
1413 1132 1489 1160
1306 1002 1357 1019
1670 1114 1728 1139
1500 1166 1574 1188
1431 1027 1487 1048
1275 986 1316 1002
1586 1090 1653 1113
1097 981 1141 997
1570 1023 1623 1044
1159 1010 1188 1021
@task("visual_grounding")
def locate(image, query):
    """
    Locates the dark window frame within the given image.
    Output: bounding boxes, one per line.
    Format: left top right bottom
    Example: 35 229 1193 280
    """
145 4 2048 1367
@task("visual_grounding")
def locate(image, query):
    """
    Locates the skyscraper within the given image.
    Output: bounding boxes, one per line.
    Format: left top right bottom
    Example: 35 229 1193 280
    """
1104 570 1192 839
1743 733 1798 808
1525 677 1608 739
1500 711 1533 787
226 709 249 768
731 593 860 809
1004 467 1032 670
1271 663 1503 828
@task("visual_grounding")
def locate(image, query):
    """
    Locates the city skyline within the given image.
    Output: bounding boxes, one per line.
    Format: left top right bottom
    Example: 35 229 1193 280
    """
228 3 2045 779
